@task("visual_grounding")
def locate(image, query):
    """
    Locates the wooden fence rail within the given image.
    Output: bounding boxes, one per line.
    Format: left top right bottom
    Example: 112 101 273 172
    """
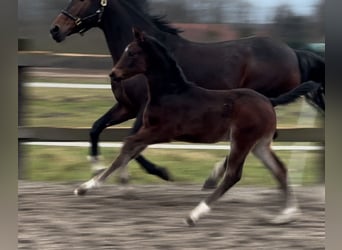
18 126 324 143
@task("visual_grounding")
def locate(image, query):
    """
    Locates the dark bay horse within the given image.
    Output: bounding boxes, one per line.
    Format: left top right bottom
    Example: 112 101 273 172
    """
74 28 319 226
50 0 325 183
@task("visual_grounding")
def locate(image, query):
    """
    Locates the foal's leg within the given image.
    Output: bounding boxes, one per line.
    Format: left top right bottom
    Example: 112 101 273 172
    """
88 103 135 173
202 157 227 189
252 139 300 224
185 140 252 226
75 134 148 196
118 110 173 183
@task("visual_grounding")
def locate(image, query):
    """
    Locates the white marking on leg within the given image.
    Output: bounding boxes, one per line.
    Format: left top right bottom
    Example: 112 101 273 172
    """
189 201 211 223
282 206 299 215
87 155 106 172
74 178 101 195
118 164 130 182
253 139 302 224
211 158 226 180
270 205 301 224
85 178 100 189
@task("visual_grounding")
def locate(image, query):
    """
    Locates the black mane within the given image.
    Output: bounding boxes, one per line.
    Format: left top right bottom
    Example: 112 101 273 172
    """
143 34 190 84
120 0 182 35
150 15 183 35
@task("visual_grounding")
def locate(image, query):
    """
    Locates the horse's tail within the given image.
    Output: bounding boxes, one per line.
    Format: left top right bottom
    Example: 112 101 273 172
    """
269 81 320 107
294 49 325 111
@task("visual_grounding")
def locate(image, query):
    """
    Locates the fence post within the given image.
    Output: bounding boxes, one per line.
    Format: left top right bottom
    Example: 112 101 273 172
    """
18 66 23 179
18 65 25 179
18 38 33 179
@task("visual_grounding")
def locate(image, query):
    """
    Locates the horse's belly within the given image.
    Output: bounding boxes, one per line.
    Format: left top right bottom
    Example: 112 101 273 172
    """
174 119 231 143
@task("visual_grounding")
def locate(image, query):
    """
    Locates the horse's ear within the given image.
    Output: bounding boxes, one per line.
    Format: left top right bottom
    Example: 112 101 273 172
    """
132 27 144 43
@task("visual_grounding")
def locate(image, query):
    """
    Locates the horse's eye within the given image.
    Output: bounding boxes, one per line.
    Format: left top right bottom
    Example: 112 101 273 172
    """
128 51 134 57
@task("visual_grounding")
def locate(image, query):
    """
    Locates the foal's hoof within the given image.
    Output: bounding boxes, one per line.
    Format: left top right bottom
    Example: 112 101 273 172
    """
270 207 301 224
202 178 218 190
118 177 130 185
74 187 88 196
184 217 196 227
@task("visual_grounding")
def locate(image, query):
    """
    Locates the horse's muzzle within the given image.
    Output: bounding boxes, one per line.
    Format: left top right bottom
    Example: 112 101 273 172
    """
109 70 124 82
50 25 65 43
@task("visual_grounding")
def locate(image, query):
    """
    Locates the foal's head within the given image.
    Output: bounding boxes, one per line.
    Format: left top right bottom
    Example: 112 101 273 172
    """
110 28 148 81
110 28 185 83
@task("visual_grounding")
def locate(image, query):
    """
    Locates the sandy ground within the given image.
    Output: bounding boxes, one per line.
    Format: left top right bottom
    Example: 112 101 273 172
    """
18 181 324 250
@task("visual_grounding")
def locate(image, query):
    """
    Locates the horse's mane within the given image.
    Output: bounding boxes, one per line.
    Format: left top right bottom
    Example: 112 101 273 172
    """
143 34 189 84
120 0 183 35
150 15 183 35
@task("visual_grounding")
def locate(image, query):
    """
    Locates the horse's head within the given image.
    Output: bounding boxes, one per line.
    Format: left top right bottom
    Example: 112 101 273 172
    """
110 28 148 81
50 0 107 42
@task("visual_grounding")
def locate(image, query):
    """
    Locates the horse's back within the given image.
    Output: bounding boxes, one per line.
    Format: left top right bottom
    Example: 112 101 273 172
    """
232 37 300 96
177 36 300 97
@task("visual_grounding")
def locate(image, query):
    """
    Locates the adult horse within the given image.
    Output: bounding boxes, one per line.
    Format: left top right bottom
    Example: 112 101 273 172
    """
74 28 319 226
50 0 325 184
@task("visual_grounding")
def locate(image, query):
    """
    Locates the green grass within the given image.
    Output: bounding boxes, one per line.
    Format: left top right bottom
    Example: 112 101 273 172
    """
20 75 325 185
22 78 324 128
23 87 135 128
21 143 323 186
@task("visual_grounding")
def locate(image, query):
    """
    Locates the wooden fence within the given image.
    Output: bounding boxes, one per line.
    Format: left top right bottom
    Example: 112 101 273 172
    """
18 126 324 143
18 126 324 182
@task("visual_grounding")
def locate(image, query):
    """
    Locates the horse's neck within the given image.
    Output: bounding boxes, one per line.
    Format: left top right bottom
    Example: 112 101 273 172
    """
102 3 175 63
145 64 190 100
101 15 136 62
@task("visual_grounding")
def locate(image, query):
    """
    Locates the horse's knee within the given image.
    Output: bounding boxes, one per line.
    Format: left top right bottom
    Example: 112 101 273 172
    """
222 169 242 189
230 172 242 185
130 115 144 134
89 127 98 140
89 120 105 139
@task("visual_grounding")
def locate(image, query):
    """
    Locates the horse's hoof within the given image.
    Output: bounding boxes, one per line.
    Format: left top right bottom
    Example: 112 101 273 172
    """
74 187 87 196
202 178 218 190
269 207 301 224
158 167 174 182
119 177 130 185
184 217 196 227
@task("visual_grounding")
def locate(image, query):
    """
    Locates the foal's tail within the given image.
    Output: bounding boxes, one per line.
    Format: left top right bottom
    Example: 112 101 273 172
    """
269 81 320 107
294 49 325 112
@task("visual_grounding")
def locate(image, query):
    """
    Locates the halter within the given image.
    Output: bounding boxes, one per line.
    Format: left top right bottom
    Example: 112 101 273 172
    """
61 0 107 34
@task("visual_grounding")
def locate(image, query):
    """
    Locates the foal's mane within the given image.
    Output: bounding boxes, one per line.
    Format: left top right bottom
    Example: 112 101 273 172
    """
119 0 183 35
143 34 190 84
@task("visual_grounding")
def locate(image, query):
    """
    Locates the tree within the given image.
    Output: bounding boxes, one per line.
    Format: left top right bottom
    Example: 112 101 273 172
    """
271 4 316 46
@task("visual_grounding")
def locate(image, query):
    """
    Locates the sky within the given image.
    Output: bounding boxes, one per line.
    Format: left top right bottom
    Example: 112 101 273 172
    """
251 0 321 23
185 0 322 23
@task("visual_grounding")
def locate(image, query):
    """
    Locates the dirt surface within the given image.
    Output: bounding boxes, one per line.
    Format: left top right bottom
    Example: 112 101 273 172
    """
18 181 325 250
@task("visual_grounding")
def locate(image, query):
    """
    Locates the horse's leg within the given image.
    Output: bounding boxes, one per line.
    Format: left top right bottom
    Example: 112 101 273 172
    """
202 157 227 190
185 139 253 226
88 103 135 174
75 131 151 196
118 109 173 183
252 138 300 224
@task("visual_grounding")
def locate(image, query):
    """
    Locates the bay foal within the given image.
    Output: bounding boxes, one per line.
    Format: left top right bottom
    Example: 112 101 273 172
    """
75 29 319 226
